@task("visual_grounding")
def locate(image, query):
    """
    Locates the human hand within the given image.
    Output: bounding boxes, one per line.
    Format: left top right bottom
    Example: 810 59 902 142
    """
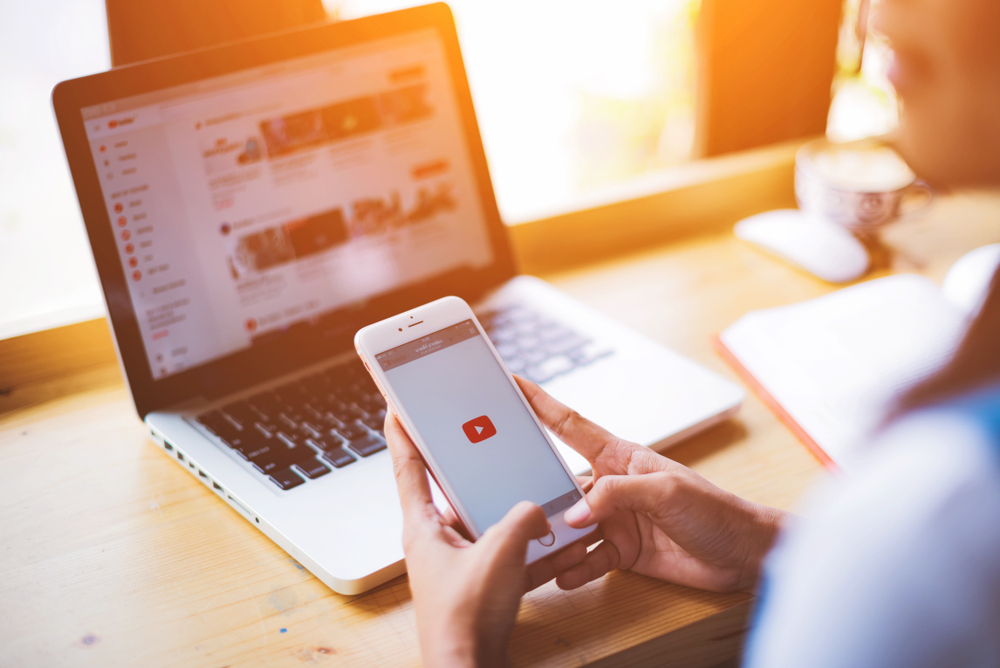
384 412 589 668
516 376 786 593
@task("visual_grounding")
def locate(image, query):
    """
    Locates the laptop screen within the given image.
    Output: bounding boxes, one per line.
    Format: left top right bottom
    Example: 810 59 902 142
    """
79 29 494 380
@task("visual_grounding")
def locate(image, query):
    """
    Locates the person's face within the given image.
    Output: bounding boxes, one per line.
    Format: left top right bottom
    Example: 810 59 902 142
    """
873 0 1000 188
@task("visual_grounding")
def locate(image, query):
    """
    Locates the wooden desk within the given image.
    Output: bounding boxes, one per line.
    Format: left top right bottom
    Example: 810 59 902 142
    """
2 193 998 667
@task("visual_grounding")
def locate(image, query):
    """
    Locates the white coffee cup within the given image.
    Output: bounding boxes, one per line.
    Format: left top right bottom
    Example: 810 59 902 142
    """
795 137 932 232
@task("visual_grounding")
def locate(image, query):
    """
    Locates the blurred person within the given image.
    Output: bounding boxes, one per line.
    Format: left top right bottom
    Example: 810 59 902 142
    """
383 0 1000 665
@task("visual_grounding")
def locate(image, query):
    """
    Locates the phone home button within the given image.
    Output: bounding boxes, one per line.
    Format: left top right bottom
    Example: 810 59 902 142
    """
537 530 556 547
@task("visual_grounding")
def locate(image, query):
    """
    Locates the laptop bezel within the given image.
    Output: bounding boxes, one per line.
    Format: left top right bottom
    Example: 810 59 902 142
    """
53 3 517 418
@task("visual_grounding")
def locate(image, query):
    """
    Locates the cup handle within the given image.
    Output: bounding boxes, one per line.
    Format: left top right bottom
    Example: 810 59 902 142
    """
899 179 933 218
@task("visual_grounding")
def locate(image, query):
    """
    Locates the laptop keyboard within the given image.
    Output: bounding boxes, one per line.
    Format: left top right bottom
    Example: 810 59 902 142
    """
195 305 612 491
195 359 387 491
478 305 613 385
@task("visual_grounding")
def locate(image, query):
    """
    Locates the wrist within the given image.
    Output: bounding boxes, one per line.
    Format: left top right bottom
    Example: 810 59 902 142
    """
420 617 511 668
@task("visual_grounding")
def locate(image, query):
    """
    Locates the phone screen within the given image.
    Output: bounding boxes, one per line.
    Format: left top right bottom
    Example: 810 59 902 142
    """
375 319 581 534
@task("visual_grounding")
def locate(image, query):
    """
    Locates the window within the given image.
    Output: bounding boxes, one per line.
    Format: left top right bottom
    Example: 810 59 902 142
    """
0 0 109 337
330 0 700 223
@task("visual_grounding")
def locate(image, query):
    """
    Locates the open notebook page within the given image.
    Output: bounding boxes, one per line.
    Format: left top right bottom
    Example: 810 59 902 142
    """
719 274 968 473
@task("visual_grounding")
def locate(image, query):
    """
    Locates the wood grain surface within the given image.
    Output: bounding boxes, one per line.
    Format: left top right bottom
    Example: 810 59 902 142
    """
1 192 997 667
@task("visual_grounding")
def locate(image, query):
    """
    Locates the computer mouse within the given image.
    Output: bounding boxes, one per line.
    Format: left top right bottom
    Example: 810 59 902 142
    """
734 209 871 284
942 243 1000 317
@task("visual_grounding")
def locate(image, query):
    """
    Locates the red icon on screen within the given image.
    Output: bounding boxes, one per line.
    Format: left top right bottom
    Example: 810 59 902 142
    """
245 318 257 332
117 216 127 227
121 230 131 241
124 243 134 254
114 202 123 213
462 415 497 444
132 270 142 281
99 145 106 152
129 257 138 268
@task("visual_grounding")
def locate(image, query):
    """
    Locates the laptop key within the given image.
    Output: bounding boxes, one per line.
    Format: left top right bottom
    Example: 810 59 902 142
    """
252 421 277 438
348 435 387 458
218 432 250 452
521 347 549 366
525 355 576 384
305 434 341 450
568 343 614 366
197 410 242 439
316 395 349 414
276 431 302 447
323 447 357 468
278 412 301 430
222 401 263 428
247 444 294 470
302 404 327 422
248 391 282 415
495 342 518 359
544 333 590 357
488 326 517 344
505 356 528 374
253 458 287 476
247 437 302 468
335 421 368 442
268 467 305 491
354 401 382 419
360 413 385 431
295 457 330 479
298 421 324 439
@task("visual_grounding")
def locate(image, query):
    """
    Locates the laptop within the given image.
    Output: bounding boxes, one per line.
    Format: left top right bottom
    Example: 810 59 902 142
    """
53 3 744 595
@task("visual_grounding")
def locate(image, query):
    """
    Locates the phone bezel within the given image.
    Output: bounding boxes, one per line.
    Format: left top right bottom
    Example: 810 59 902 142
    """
354 296 596 559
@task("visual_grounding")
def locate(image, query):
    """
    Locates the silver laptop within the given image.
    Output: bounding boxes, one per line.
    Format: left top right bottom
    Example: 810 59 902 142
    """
54 4 743 595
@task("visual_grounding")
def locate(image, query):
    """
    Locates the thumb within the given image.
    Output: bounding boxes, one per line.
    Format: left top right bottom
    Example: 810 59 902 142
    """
479 501 550 560
564 473 673 527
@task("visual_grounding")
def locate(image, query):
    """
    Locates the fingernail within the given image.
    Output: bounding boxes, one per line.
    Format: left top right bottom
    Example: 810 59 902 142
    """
564 499 591 525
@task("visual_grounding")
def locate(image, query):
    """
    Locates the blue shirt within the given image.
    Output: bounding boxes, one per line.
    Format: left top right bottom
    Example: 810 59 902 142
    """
744 384 1000 667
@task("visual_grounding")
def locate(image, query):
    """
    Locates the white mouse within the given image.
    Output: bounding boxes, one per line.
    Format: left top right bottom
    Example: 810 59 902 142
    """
734 209 871 284
942 243 1000 317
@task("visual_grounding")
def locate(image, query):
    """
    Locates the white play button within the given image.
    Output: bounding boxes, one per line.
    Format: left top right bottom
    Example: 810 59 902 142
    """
475 426 484 434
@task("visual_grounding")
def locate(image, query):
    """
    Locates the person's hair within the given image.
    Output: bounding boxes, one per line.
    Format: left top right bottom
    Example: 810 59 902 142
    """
897 268 1000 412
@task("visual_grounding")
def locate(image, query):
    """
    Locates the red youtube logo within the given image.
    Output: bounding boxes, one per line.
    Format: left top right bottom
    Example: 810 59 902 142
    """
462 415 496 443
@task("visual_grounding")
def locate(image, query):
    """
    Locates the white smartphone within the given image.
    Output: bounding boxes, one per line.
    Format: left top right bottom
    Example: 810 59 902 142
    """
355 296 597 563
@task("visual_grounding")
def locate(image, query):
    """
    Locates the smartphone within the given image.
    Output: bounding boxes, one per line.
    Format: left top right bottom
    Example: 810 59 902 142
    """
355 296 597 563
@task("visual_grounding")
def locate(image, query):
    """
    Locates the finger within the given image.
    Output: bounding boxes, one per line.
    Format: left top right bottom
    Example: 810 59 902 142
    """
441 504 474 542
576 475 594 493
383 412 436 524
441 504 462 529
514 375 622 463
479 501 550 559
555 540 623 590
564 473 674 528
525 540 589 591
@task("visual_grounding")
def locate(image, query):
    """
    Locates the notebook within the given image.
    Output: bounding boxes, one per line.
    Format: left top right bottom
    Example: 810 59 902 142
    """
715 274 969 474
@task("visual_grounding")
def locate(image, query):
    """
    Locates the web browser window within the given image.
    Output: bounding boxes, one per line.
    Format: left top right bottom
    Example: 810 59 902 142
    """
81 30 493 379
377 319 580 532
